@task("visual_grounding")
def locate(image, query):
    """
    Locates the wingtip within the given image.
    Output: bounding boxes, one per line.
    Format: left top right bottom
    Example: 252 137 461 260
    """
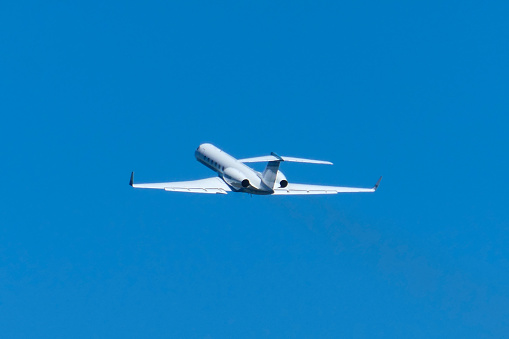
373 176 383 191
129 172 134 187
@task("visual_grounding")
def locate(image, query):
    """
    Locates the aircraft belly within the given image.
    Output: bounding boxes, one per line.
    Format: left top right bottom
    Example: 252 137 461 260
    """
238 187 274 195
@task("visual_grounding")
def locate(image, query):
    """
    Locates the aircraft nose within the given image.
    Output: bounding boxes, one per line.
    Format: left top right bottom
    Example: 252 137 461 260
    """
197 143 208 151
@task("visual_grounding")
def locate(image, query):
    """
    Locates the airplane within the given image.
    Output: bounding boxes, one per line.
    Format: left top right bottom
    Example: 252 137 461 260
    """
129 143 382 195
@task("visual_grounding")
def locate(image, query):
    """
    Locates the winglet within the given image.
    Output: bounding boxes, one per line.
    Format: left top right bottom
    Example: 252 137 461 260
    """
129 172 134 187
373 176 383 191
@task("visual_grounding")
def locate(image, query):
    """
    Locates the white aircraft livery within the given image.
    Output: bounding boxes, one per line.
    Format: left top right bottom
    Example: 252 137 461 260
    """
129 143 382 195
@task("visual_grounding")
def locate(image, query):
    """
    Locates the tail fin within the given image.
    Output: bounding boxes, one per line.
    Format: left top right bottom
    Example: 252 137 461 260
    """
261 161 281 189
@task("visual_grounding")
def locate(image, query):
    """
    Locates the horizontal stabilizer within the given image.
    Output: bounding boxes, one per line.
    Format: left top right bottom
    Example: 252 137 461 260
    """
239 153 332 165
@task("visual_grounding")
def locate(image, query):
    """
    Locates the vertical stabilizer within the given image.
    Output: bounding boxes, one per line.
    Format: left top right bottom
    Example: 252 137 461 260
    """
261 161 281 189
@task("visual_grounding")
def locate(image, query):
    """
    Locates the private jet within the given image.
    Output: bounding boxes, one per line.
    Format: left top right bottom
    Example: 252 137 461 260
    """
129 143 382 195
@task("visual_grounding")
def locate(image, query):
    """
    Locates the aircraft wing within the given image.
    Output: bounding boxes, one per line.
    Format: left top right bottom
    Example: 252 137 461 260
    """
129 172 231 194
273 176 382 195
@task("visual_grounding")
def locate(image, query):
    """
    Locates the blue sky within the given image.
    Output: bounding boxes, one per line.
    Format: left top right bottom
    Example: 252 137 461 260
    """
1 1 508 337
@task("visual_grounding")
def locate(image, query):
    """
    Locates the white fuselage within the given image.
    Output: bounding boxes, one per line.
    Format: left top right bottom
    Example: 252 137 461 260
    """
195 143 276 194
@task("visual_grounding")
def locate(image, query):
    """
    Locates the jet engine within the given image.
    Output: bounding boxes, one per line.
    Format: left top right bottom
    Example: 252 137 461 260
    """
223 167 251 188
275 171 288 188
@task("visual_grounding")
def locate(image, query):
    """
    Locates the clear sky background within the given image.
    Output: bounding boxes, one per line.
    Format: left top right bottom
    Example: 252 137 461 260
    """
1 1 508 337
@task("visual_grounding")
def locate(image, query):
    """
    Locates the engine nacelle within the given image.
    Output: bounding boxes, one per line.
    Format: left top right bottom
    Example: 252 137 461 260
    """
275 171 288 188
223 167 250 188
